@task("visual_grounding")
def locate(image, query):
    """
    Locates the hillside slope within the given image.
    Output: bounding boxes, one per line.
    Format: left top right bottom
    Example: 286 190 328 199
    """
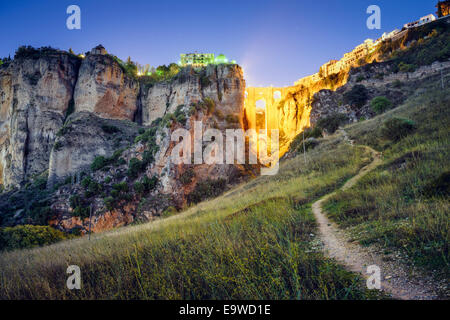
0 74 448 299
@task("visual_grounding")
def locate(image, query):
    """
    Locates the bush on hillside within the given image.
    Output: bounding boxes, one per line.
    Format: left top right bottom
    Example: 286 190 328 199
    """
303 127 323 139
101 124 121 134
371 96 393 114
422 172 450 198
14 46 60 59
0 225 68 251
187 178 227 204
180 168 195 185
289 127 323 153
127 158 144 178
380 117 416 142
343 85 368 108
316 113 349 134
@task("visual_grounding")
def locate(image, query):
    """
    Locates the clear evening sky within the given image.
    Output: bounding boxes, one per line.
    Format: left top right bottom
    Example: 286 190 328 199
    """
0 0 438 87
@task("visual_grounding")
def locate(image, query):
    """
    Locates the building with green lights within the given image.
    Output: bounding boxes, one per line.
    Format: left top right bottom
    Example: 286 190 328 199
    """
179 53 236 67
180 53 215 67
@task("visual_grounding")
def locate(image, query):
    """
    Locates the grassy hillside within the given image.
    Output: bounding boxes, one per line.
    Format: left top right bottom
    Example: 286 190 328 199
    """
324 82 449 278
0 77 447 299
0 129 379 299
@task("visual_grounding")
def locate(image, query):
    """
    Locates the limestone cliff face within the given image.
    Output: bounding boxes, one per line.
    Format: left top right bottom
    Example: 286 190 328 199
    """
74 53 139 121
46 64 247 233
47 112 141 186
0 52 80 188
140 64 245 125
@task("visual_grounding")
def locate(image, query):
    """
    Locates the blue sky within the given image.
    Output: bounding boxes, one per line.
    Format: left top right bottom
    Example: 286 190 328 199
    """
0 0 437 86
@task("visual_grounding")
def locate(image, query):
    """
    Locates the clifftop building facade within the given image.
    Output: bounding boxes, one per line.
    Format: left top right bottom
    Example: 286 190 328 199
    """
180 53 215 67
404 14 436 29
294 12 438 87
179 53 235 67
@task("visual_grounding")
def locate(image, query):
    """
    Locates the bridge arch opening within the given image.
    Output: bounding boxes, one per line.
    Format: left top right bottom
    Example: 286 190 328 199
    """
255 99 266 110
273 91 281 100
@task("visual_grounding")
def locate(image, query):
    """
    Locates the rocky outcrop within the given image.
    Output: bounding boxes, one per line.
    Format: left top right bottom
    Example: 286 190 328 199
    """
46 63 247 233
0 51 81 188
47 112 142 186
309 60 450 127
74 53 139 121
140 64 245 125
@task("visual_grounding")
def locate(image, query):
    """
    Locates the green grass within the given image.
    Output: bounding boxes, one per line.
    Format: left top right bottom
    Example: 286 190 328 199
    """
323 83 450 277
0 134 380 299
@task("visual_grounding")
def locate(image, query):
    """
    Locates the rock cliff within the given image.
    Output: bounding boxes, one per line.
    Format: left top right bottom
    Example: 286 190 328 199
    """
140 64 245 126
74 52 139 121
0 50 81 188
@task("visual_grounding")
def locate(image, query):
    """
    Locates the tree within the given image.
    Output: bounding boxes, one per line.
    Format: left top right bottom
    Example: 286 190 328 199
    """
343 84 369 108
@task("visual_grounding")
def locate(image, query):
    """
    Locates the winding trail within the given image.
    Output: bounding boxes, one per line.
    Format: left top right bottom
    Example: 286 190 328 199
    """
312 130 442 300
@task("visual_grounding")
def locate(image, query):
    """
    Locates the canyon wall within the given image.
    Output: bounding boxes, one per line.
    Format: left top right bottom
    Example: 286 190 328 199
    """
140 64 245 125
48 63 247 233
0 51 81 188
0 46 247 232
74 53 139 121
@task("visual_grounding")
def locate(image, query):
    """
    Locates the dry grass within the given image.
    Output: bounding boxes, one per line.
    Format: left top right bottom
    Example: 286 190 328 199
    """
0 134 377 299
324 83 450 277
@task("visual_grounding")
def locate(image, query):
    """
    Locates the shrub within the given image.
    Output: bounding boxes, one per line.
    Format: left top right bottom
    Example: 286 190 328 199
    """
103 196 115 211
397 62 417 73
343 85 368 108
381 118 416 142
135 127 158 144
81 176 92 188
316 113 349 134
142 176 158 192
14 46 59 60
203 98 215 114
174 105 187 125
112 182 129 193
214 109 224 120
127 158 143 178
392 80 402 88
134 181 145 195
69 195 90 218
303 127 323 139
91 156 108 171
85 180 102 197
421 172 450 198
0 225 68 251
355 75 365 82
64 176 73 185
200 75 211 87
187 178 227 204
180 168 195 185
53 141 63 151
161 206 178 218
142 150 154 165
371 96 393 114
225 114 240 124
101 124 121 134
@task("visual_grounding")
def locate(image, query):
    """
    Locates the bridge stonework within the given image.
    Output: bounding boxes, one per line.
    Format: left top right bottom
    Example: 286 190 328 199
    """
244 87 292 133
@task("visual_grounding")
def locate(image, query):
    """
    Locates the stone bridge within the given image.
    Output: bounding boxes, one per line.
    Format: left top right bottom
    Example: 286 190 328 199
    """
244 86 292 133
